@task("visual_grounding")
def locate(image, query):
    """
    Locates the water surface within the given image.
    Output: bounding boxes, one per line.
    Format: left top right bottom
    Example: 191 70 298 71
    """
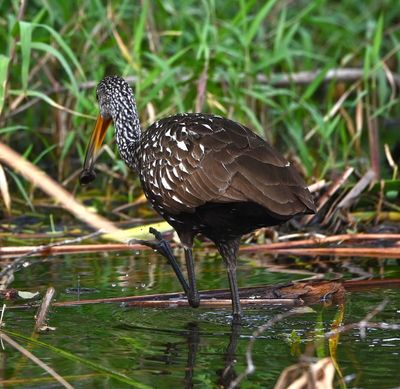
4 248 400 388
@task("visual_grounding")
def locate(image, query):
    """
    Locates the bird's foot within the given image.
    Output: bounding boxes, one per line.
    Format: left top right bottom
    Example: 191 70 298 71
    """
129 228 190 296
128 228 175 259
148 227 176 259
231 313 242 325
187 291 200 308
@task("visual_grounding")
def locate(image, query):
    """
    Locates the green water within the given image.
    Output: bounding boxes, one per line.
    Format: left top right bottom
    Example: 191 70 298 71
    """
3 249 400 388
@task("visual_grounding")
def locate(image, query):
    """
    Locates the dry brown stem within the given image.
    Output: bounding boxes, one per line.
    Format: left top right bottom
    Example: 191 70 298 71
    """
0 141 121 235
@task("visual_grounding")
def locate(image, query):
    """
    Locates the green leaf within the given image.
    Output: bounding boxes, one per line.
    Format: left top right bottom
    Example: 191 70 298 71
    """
32 23 85 78
372 14 384 61
0 55 10 114
9 89 95 119
7 170 35 211
301 64 332 101
274 6 287 53
30 41 79 95
245 0 278 44
60 131 75 161
363 45 371 80
32 144 57 165
19 21 32 92
133 0 149 59
0 125 28 135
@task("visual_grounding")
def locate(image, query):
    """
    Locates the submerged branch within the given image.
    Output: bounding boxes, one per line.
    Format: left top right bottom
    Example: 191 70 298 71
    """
9 279 372 309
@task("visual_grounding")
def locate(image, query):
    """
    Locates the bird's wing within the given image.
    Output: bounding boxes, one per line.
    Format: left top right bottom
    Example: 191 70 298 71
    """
140 114 314 216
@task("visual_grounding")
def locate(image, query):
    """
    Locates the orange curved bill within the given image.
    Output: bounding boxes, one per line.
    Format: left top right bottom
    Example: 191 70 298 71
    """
80 114 111 185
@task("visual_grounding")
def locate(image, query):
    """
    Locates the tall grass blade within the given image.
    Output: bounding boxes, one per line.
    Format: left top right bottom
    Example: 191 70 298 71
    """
245 0 278 44
33 23 85 78
19 21 32 92
7 169 34 211
59 131 75 162
30 42 79 94
0 125 28 135
0 54 10 115
32 144 57 165
9 89 94 119
133 0 149 59
301 64 332 101
372 15 384 61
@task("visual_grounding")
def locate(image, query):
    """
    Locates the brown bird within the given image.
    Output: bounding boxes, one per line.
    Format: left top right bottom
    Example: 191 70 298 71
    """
80 75 315 322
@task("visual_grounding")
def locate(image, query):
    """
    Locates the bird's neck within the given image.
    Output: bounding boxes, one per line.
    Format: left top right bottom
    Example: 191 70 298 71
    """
114 100 141 171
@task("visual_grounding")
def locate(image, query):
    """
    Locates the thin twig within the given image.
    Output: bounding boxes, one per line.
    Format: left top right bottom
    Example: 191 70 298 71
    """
307 179 327 193
337 169 376 209
0 332 73 389
303 167 354 224
195 62 209 112
366 88 381 179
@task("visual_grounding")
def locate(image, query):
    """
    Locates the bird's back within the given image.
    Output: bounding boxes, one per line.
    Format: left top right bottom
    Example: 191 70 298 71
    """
138 113 315 233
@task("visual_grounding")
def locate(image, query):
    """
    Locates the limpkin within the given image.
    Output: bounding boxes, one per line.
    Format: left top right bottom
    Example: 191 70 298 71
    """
80 75 315 321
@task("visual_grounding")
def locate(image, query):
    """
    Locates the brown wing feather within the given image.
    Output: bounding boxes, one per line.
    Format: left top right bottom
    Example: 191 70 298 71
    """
139 114 315 216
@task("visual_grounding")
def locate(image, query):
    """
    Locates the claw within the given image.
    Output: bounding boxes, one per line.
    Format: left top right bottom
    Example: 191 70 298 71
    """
149 227 162 240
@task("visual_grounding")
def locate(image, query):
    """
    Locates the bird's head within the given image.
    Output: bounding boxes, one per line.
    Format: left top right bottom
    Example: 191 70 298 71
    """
80 76 135 185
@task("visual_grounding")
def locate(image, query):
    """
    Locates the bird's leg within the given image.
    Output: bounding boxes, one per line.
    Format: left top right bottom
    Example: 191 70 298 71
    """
216 239 242 323
176 231 200 308
183 247 200 308
129 228 189 296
